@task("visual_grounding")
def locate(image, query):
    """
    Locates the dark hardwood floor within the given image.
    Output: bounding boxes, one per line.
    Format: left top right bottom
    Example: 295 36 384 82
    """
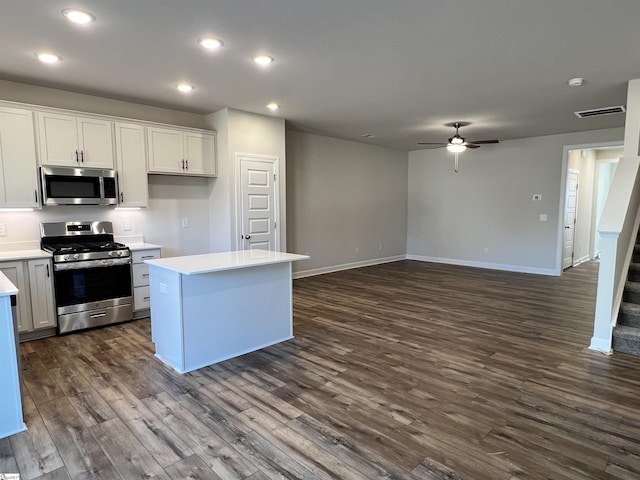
2 259 640 479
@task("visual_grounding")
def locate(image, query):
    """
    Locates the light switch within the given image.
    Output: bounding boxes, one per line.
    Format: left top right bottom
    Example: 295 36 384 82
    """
539 214 548 221
123 219 131 231
533 194 542 201
182 217 189 228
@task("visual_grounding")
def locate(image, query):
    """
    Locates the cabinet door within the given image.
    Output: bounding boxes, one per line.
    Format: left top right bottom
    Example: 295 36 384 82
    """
0 261 33 333
115 122 148 207
0 107 39 207
77 117 114 168
27 259 56 330
147 126 184 174
184 132 216 176
37 111 80 166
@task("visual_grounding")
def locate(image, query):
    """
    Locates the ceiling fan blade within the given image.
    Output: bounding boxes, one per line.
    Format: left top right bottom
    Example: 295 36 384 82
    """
465 144 481 149
467 139 499 145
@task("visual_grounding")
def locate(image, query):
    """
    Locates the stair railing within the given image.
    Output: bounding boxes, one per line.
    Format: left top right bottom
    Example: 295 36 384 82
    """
592 156 640 352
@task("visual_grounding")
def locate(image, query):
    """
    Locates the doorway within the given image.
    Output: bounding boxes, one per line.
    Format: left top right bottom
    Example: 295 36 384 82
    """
236 154 280 251
559 144 622 272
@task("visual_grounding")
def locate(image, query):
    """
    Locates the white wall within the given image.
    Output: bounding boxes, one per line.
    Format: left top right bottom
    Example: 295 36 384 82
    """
206 108 286 252
407 128 624 274
286 130 408 275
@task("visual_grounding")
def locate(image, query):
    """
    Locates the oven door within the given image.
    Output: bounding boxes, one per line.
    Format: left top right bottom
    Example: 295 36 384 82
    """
53 260 132 308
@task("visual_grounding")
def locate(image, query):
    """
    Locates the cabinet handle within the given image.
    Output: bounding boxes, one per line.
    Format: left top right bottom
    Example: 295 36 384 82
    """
141 273 149 277
90 312 106 319
75 150 79 162
80 150 84 163
34 190 38 203
181 159 185 170
141 255 155 259
185 159 188 170
143 296 150 300
46 264 50 277
120 192 124 203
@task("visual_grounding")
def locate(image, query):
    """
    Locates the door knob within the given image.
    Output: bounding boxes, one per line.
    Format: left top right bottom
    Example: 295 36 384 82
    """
245 235 251 239
565 226 570 229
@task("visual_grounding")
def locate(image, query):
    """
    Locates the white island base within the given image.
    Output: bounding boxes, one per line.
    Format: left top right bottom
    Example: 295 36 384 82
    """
146 250 308 374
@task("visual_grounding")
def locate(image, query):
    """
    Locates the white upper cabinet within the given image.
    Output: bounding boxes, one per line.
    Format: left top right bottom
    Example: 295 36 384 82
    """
147 125 216 176
114 122 148 207
37 111 115 168
0 106 39 208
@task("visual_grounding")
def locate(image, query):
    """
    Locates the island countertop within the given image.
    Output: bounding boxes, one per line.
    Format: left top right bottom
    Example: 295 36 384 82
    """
145 250 309 275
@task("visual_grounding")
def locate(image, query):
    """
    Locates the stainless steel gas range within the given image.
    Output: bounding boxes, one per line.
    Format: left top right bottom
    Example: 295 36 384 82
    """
40 221 133 334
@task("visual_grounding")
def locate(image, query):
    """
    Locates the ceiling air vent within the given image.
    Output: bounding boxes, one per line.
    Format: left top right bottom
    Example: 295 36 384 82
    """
574 106 626 118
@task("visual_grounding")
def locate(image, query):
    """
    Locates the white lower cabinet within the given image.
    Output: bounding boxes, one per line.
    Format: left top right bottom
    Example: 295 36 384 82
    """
0 258 56 337
131 248 160 317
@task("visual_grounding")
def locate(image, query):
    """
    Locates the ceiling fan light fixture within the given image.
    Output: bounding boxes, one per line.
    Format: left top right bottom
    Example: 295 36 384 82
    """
447 144 466 153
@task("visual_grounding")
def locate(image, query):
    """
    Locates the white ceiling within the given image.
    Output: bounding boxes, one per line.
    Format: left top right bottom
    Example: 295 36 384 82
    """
1 0 639 150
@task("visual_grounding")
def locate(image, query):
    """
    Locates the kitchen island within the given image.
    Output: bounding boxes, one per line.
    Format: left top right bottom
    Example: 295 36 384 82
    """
0 272 25 439
145 250 308 373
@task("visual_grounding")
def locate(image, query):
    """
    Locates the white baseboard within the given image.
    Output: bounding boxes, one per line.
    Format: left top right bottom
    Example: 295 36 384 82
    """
589 336 612 354
406 254 559 276
293 255 407 279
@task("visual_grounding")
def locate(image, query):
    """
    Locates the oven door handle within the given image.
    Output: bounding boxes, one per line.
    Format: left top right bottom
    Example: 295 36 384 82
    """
90 312 107 319
54 257 132 270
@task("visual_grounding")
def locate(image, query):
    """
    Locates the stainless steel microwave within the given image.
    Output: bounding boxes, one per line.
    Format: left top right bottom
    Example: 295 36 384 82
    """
40 166 118 206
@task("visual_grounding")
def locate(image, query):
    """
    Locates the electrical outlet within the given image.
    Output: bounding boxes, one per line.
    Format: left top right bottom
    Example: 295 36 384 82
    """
123 219 131 231
532 194 542 201
182 217 189 228
539 214 548 221
484 247 489 254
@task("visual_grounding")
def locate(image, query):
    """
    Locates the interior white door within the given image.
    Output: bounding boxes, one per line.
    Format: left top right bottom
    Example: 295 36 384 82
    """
562 170 579 270
239 156 278 251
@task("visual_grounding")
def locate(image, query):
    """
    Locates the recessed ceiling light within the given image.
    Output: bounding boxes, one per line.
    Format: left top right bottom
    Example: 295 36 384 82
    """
35 52 62 64
62 8 95 24
266 103 280 111
176 83 194 93
568 77 584 87
253 54 274 66
198 37 224 50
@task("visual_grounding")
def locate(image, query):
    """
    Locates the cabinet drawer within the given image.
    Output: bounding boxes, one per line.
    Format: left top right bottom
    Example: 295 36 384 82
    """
132 249 160 264
132 263 150 287
134 285 150 311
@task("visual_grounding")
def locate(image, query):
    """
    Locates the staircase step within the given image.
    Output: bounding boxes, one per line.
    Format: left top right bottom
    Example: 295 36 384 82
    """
619 302 640 328
613 325 640 355
623 282 640 303
628 263 640 282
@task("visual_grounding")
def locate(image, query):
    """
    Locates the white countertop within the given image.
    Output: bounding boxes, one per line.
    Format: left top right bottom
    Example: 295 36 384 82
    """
126 243 162 251
0 249 51 262
145 250 309 275
0 272 18 297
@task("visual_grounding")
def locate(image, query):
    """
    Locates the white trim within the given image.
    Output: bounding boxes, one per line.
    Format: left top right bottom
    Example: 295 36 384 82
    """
406 254 558 276
293 255 406 279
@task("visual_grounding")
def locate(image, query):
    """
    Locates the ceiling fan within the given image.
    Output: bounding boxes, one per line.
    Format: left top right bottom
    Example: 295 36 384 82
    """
418 122 499 172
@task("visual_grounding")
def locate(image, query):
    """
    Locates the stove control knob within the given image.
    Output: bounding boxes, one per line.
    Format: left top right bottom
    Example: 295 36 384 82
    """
117 250 123 256
64 255 70 261
108 251 113 257
73 254 79 260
